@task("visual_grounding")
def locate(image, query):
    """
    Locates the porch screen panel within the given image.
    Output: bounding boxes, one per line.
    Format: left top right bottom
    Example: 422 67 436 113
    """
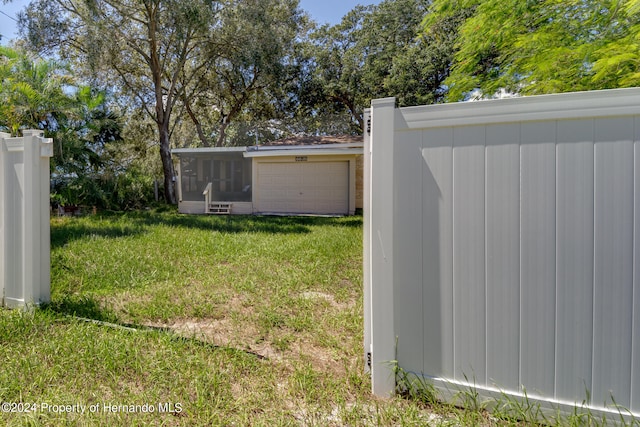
180 156 202 201
180 154 252 202
210 157 252 202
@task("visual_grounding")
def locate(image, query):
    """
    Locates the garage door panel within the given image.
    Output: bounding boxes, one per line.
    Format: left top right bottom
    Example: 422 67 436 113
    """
257 161 349 214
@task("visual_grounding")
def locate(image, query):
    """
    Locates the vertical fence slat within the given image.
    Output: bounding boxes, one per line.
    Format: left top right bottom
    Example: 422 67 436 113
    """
520 122 557 397
0 132 7 302
394 131 424 373
2 138 25 307
422 128 454 378
592 118 634 408
23 131 40 305
39 135 52 304
485 124 520 391
555 119 595 402
452 126 486 382
633 117 640 413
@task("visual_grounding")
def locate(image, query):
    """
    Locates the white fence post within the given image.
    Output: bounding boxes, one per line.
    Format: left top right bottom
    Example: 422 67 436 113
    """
367 97 396 396
0 131 8 306
0 131 53 308
363 108 371 375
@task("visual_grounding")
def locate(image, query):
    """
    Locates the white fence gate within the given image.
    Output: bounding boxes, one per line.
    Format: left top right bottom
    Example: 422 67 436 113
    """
0 131 53 308
364 88 640 421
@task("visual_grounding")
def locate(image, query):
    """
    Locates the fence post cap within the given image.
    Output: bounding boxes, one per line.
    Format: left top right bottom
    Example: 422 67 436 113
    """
21 129 45 137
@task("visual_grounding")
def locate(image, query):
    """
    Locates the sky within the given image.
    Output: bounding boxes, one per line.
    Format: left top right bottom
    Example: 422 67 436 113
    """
0 0 381 45
299 0 381 25
0 0 23 43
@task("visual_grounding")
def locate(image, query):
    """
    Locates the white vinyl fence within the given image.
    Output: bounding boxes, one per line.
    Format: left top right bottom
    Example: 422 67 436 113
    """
364 88 640 421
0 131 53 308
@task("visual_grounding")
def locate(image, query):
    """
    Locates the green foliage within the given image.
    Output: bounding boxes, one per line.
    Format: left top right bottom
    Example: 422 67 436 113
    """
0 46 146 209
179 0 309 147
108 167 156 210
49 87 132 209
16 0 458 150
295 5 375 133
295 0 459 134
424 0 640 100
0 46 74 135
52 166 156 211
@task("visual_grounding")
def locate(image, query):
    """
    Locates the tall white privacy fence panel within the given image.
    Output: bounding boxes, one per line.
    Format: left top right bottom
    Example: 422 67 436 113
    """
364 88 640 421
0 130 53 308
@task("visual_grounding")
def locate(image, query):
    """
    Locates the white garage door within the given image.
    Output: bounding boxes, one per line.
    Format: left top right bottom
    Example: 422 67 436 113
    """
256 161 349 215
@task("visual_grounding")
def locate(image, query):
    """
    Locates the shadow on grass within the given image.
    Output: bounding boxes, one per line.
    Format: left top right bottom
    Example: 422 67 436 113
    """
50 221 146 249
144 328 269 361
144 213 315 234
42 295 119 323
51 210 362 248
127 211 361 233
40 296 267 361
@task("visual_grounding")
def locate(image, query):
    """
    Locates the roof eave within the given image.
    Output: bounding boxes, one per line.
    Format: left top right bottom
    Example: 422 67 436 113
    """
243 147 364 158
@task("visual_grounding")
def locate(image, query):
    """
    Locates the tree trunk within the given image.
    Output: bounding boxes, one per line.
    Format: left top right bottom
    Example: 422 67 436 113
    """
159 123 176 204
216 120 229 147
184 97 209 147
345 99 364 131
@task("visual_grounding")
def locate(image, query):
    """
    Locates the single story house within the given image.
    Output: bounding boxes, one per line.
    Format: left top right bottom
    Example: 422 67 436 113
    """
172 135 363 216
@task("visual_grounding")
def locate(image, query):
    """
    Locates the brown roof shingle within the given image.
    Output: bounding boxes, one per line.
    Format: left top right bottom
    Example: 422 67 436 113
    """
262 135 363 146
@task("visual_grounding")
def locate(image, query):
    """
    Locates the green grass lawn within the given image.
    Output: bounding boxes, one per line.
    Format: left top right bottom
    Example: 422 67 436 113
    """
0 210 445 426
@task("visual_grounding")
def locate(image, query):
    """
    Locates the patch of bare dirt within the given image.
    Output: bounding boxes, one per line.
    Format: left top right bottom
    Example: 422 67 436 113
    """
298 291 349 310
123 291 360 380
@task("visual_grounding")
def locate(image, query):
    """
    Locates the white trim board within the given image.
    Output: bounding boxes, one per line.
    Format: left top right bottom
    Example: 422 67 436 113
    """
396 87 640 129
